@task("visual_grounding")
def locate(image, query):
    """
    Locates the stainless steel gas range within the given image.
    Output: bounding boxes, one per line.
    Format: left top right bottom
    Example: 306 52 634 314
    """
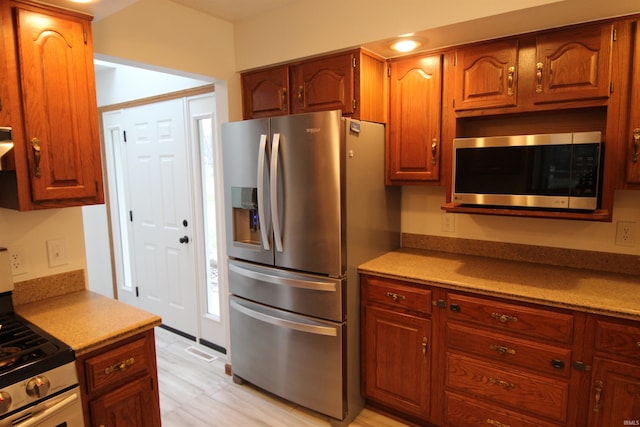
0 248 83 427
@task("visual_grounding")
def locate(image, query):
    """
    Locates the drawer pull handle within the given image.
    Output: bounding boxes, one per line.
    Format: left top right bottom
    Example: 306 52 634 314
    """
486 419 511 427
507 66 515 96
633 128 640 163
31 138 41 178
386 292 406 302
104 357 135 375
489 377 515 390
491 312 518 324
536 62 543 93
489 344 516 355
593 380 603 412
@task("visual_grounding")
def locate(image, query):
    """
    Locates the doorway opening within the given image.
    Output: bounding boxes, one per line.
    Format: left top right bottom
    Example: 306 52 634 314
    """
88 58 228 352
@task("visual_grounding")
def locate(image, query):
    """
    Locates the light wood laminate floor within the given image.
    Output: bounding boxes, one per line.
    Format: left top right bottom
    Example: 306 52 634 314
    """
155 327 408 427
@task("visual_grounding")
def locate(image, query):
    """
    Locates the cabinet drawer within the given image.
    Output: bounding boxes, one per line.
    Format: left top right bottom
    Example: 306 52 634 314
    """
447 293 574 343
364 276 431 315
83 337 150 393
448 323 572 377
446 352 569 422
594 318 640 360
445 391 561 427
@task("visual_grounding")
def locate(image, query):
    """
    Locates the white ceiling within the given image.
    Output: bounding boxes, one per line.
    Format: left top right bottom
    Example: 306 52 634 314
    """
40 0 297 22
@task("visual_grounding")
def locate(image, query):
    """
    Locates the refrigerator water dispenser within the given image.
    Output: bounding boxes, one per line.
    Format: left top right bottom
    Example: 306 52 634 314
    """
231 187 261 246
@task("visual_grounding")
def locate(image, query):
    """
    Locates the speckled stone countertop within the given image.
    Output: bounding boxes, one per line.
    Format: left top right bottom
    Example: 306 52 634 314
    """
359 247 640 321
15 290 162 356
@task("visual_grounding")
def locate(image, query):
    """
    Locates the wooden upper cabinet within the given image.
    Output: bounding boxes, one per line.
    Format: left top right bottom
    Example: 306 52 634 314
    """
625 20 640 185
455 40 518 111
387 54 442 184
290 52 355 115
241 49 385 122
1 1 104 209
242 66 290 118
534 24 613 104
16 6 101 203
454 23 613 113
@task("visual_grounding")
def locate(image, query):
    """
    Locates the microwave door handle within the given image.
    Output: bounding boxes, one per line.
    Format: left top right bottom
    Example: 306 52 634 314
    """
231 299 337 337
13 392 80 427
257 134 270 250
270 133 283 252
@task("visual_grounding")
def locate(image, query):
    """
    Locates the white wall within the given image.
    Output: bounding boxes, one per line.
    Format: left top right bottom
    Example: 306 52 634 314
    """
0 207 87 282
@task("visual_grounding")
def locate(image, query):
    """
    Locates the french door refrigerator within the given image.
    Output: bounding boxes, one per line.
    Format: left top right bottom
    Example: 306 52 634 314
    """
222 109 400 425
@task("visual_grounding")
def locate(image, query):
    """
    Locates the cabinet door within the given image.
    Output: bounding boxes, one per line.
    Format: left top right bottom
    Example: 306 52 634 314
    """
626 20 640 184
588 357 640 427
241 66 290 119
290 52 355 115
363 305 431 419
90 375 161 427
534 24 613 104
454 40 518 110
15 6 102 203
387 54 442 183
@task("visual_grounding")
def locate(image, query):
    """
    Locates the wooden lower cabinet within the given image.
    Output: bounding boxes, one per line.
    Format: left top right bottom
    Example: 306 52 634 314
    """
587 316 640 426
445 391 561 427
77 329 161 427
361 275 432 422
361 274 640 426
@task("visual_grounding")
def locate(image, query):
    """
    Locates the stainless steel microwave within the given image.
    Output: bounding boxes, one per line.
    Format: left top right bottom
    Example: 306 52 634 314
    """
452 131 602 211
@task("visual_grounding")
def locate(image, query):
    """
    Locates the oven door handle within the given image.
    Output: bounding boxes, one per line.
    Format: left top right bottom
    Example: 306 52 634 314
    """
12 391 79 427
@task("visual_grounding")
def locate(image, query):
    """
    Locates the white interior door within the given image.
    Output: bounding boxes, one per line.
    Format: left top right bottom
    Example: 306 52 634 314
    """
123 98 198 337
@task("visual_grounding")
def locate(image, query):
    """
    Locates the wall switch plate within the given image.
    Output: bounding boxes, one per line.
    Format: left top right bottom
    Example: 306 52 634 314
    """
615 221 636 247
47 238 68 267
8 245 28 275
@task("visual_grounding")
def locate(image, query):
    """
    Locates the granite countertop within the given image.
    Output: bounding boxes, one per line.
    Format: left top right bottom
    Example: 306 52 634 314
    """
15 290 162 356
359 248 640 321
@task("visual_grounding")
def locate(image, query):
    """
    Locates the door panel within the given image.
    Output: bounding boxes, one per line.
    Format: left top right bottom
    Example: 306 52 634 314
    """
126 98 197 336
270 111 344 276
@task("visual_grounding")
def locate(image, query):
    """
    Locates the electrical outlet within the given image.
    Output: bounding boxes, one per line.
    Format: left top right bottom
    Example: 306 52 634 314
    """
47 238 68 268
8 245 28 275
441 212 455 232
615 221 636 247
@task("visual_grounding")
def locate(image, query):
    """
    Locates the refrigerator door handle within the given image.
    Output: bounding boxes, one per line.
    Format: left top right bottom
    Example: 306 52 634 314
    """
230 298 338 337
257 134 270 250
270 132 284 252
228 262 337 292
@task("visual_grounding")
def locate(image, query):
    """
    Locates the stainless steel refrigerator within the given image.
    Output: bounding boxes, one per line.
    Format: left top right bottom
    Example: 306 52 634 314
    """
222 110 400 425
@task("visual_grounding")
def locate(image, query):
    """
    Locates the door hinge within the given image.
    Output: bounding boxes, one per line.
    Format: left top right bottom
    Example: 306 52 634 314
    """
432 299 447 308
572 361 592 371
129 210 133 222
610 81 614 94
613 28 617 42
453 54 457 67
123 130 127 142
452 98 456 109
135 286 139 297
352 99 357 111
388 65 391 77
352 57 357 68
83 29 87 44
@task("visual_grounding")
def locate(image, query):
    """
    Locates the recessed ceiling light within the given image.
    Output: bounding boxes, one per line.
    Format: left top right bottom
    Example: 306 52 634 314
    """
390 38 422 53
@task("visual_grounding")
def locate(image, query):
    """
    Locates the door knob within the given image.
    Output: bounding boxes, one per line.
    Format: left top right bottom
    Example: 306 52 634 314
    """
179 236 189 244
